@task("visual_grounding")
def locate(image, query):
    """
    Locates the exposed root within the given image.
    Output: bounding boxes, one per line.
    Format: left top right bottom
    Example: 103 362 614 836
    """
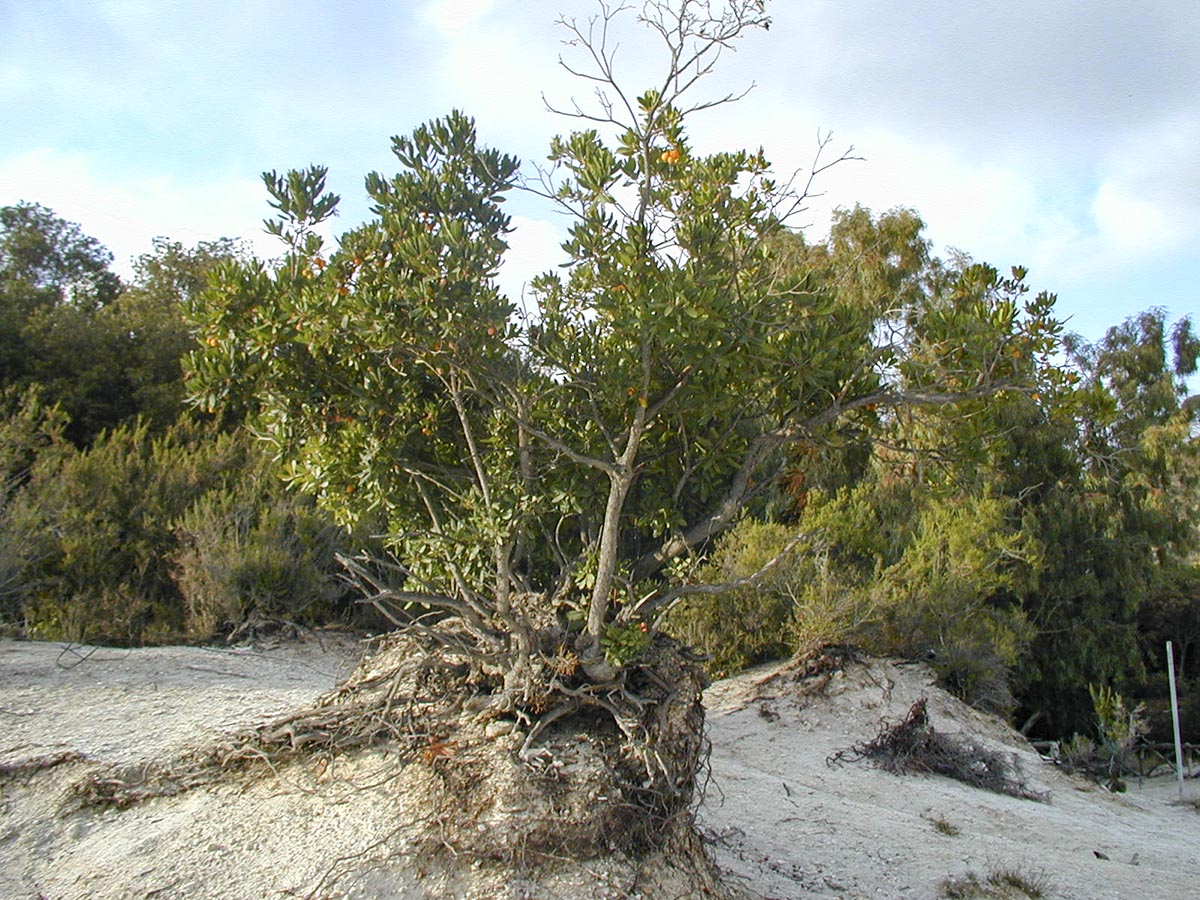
828 698 1048 802
67 622 710 866
755 643 870 702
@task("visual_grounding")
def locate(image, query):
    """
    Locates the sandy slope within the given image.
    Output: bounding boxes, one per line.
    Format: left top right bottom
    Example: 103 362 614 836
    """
699 659 1198 900
1 636 1196 900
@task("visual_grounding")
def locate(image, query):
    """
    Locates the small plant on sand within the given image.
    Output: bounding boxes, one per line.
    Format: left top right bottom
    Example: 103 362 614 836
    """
940 865 1049 899
930 813 961 837
1056 684 1146 791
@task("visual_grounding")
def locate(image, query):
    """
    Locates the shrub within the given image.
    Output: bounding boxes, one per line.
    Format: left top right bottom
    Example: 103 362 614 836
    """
10 418 243 641
6 416 355 644
0 388 69 627
662 520 801 675
940 866 1049 899
862 493 1035 716
173 475 352 638
1054 733 1097 774
665 486 1035 710
1056 685 1146 789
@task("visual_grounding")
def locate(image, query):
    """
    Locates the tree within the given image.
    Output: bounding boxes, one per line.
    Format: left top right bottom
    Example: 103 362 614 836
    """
187 0 1061 797
1016 310 1200 735
0 202 121 314
0 205 241 442
111 237 247 430
0 203 128 443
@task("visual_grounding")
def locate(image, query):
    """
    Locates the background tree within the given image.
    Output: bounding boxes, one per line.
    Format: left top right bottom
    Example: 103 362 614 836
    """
1017 310 1199 736
0 204 241 443
0 203 127 444
113 236 247 430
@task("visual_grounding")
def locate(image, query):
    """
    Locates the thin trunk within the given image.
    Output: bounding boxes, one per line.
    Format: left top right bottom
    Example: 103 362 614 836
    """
586 326 655 639
448 376 511 618
586 465 637 638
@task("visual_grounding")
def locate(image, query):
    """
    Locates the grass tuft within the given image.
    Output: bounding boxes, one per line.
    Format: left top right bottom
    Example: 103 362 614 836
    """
930 814 961 837
940 864 1049 899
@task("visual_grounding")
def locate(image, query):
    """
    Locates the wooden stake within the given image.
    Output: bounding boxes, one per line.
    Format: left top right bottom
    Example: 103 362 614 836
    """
1167 641 1186 799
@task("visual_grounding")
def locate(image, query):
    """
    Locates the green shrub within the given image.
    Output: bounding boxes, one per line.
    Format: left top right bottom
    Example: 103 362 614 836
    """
663 520 801 676
664 484 1035 710
0 387 70 627
10 418 244 641
4 416 355 644
863 493 1034 715
173 475 352 638
1055 733 1097 774
1057 684 1147 788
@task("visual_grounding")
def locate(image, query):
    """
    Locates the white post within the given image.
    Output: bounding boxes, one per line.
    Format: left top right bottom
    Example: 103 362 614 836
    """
1167 641 1186 800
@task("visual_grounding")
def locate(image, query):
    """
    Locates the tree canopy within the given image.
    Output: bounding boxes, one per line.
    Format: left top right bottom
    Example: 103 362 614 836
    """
0 204 243 444
186 1 1066 693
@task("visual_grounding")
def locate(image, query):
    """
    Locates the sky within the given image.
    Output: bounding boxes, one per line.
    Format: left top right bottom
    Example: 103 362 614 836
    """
1 0 1196 347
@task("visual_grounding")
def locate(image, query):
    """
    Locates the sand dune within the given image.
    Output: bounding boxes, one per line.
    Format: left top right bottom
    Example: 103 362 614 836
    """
1 636 1195 899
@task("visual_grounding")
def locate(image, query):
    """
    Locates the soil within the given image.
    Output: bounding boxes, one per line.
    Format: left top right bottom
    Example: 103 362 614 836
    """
1 635 1196 899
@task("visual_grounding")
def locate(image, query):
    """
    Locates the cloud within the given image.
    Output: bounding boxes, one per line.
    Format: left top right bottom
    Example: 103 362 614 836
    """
3 0 1192 349
768 0 1198 148
0 148 275 277
422 0 498 37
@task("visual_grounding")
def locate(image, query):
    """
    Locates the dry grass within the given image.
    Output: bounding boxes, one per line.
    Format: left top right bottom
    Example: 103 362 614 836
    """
940 865 1050 899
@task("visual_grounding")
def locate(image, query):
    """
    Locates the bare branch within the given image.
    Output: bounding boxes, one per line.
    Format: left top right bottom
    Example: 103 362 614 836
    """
631 377 1028 583
637 527 816 621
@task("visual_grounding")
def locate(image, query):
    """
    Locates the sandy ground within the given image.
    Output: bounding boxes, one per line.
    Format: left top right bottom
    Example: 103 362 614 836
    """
1 635 1197 900
699 660 1199 900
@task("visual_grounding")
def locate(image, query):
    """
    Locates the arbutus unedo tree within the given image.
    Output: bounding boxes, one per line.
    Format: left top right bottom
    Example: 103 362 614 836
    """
185 0 1065 863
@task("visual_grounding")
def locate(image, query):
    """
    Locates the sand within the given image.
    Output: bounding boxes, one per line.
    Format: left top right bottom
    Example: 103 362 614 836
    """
1 635 1196 899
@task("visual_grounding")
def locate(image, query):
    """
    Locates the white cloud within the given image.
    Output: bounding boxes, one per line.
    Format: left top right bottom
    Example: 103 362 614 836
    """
422 0 498 38
0 148 276 277
1090 182 1174 264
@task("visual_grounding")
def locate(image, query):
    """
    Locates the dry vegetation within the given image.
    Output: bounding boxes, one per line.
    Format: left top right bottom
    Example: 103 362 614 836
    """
827 697 1048 802
51 626 729 895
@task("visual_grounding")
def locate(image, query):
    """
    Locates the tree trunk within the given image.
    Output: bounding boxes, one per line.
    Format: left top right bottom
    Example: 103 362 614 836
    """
586 465 636 639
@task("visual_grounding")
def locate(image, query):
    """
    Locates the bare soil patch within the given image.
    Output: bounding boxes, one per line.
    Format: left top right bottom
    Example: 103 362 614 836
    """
2 637 1196 899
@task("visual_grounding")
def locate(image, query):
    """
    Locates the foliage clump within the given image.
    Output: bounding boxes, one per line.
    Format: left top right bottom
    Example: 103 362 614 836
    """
667 299 1200 737
663 521 800 676
940 866 1050 900
668 484 1034 714
1053 684 1147 791
0 413 358 643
